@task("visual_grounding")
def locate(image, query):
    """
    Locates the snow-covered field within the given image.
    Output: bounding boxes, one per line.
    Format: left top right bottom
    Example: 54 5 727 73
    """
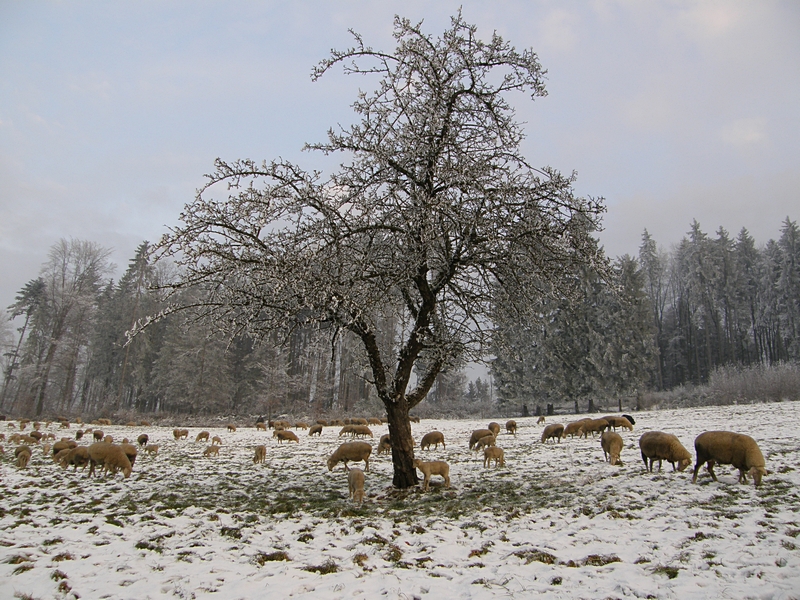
1 402 799 600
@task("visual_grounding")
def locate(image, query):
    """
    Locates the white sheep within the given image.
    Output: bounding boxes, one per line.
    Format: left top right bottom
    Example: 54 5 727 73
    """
413 459 450 491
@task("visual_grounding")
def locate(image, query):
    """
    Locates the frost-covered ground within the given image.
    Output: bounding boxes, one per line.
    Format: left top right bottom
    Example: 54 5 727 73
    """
1 402 799 600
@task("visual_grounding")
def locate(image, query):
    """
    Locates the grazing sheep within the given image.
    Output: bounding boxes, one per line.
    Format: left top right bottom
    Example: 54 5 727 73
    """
351 425 374 439
505 420 517 435
600 431 624 466
203 445 220 457
541 423 565 444
420 431 445 450
273 429 299 443
487 422 501 437
483 446 505 468
692 431 767 487
144 444 159 456
173 428 182 440
59 446 90 471
475 434 496 452
348 468 366 505
196 431 210 443
18 434 38 445
367 417 382 426
621 414 636 426
16 445 32 468
309 424 323 436
227 424 237 432
52 440 77 456
93 430 104 442
468 429 494 450
327 441 372 472
256 422 267 431
137 434 149 447
409 415 420 423
253 445 267 464
377 434 392 455
638 431 692 472
211 435 222 446
75 430 84 440
602 416 634 431
580 419 610 438
103 435 114 444
120 443 138 467
537 416 546 424
294 421 309 430
29 431 43 442
413 459 450 491
316 419 328 427
563 420 590 439
273 420 290 430
87 443 132 478
338 425 355 437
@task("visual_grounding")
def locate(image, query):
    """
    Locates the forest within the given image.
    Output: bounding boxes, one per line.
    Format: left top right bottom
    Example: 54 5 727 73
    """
1 217 798 420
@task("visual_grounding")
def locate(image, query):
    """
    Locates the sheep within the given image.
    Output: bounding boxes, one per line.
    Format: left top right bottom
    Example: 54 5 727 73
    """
103 435 114 444
52 439 77 456
621 414 636 426
227 424 237 432
173 428 182 440
256 422 267 431
179 429 189 439
487 422 501 437
413 459 450 491
352 425 373 438
377 434 392 455
59 446 90 471
18 434 39 445
144 444 159 456
537 416 546 425
203 445 220 457
420 431 445 450
273 429 299 443
409 415 420 423
367 417 382 426
75 430 84 441
273 420 290 430
600 431 624 466
316 419 328 426
468 428 494 450
93 430 104 442
327 441 372 472
602 416 634 431
309 424 323 436
29 431 43 442
137 434 149 447
139 420 151 426
348 468 366 505
211 435 222 446
253 445 267 464
483 446 505 468
580 419 610 438
541 423 565 443
16 446 32 468
638 431 692 472
474 434 496 452
294 421 309 430
87 443 132 478
120 443 138 467
196 431 210 443
563 420 590 439
692 431 767 487
505 420 517 435
339 425 355 437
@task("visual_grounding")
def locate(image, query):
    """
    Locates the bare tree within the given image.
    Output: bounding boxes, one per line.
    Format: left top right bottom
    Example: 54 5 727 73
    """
155 14 606 487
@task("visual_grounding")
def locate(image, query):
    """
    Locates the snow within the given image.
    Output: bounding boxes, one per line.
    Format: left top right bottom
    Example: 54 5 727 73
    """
2 402 799 599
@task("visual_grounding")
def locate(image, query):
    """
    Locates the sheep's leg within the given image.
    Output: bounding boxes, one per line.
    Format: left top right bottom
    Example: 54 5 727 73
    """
706 460 718 481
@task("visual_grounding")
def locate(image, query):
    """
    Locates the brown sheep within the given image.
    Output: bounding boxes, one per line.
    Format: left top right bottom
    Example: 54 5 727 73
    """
309 424 323 436
487 422 501 437
367 417 382 426
173 428 182 440
144 444 159 456
137 434 149 447
338 425 355 437
203 445 220 457
227 424 237 432
103 435 114 444
88 443 132 478
316 419 329 427
505 420 517 435
377 434 391 455
563 419 590 439
475 434 496 452
602 415 634 431
93 430 104 442
15 445 32 468
483 446 505 468
294 421 309 430
351 425 373 439
273 429 299 443
52 439 77 457
59 446 90 471
256 422 267 431
541 423 565 444
327 441 372 472
600 431 624 466
537 416 546 424
639 431 692 472
348 467 366 505
468 428 494 450
195 431 210 443
179 429 189 439
420 431 445 450
692 431 767 487
253 445 267 464
413 459 450 491
120 443 138 467
409 415 421 423
580 419 609 438
75 430 84 440
211 435 222 446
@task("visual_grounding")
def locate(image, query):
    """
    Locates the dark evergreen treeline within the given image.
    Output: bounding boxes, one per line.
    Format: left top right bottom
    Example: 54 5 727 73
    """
1 217 798 418
491 218 800 410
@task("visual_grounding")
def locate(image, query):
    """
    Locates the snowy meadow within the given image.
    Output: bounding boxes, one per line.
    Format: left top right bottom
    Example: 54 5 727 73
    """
1 402 799 600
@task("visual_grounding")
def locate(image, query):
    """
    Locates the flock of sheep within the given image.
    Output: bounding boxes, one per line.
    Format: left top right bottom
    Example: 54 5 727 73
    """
0 412 767 506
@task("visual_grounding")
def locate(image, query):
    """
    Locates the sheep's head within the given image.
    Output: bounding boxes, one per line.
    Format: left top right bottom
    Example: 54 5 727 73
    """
750 466 767 486
327 457 335 471
677 457 692 472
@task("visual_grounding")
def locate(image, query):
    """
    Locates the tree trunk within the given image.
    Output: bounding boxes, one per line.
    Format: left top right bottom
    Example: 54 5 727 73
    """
384 397 419 488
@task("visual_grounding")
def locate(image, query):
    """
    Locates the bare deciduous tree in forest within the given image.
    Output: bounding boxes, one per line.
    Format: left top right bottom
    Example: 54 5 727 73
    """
155 14 606 487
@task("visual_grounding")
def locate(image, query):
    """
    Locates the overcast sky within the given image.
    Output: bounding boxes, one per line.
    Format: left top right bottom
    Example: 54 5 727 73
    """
1 1 798 314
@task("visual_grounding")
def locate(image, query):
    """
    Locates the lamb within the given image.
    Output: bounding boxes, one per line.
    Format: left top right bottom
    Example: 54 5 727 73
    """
137 434 149 447
692 431 767 487
580 418 609 438
327 441 372 472
377 434 391 455
468 429 494 450
273 429 299 443
348 467 366 505
420 431 445 450
474 434 496 452
15 445 32 468
309 424 323 436
211 435 222 446
203 445 220 457
487 422 501 437
505 420 517 435
413 459 450 491
602 416 634 431
253 445 267 464
144 444 159 456
87 443 132 478
600 431 624 466
195 431 210 443
638 431 692 472
541 423 565 443
483 446 505 468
